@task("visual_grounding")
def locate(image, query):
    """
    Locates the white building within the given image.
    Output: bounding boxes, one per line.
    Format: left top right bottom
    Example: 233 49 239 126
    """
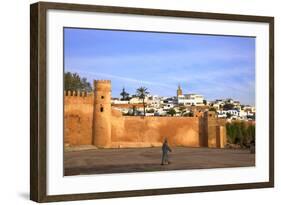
217 110 227 118
217 109 254 120
111 99 129 104
162 97 177 110
154 108 167 116
243 105 256 113
147 95 161 108
210 99 225 109
162 103 175 110
129 97 147 104
217 109 239 119
177 94 204 106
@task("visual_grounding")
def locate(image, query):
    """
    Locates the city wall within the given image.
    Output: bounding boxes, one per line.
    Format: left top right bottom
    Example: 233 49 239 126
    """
64 91 94 146
64 81 227 148
111 109 200 148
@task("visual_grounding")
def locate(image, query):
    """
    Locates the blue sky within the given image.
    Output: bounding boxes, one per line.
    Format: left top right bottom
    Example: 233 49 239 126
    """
64 28 255 106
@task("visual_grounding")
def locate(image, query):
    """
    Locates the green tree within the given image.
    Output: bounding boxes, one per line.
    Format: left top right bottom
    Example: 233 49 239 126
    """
236 123 243 145
226 112 232 119
226 122 241 144
223 103 235 110
132 105 137 116
209 107 217 112
178 106 186 116
81 77 92 92
136 87 149 116
147 108 155 113
226 122 256 147
167 108 176 116
120 87 129 100
240 122 249 146
203 100 207 105
226 123 235 144
247 124 256 143
64 72 92 93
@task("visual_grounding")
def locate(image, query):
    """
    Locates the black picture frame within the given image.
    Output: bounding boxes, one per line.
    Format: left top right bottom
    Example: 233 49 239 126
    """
30 1 274 202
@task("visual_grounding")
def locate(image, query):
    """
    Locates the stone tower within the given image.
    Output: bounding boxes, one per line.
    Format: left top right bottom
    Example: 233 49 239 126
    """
177 84 183 96
205 111 218 148
202 111 227 148
93 80 112 148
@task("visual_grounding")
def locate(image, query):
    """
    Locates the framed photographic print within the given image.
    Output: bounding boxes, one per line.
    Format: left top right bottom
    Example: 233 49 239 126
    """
30 1 274 202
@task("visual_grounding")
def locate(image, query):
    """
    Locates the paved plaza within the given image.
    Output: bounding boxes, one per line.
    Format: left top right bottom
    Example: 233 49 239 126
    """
64 147 255 176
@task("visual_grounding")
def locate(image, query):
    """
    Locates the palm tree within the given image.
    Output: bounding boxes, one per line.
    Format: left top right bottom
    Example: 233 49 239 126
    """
136 87 149 116
120 87 129 101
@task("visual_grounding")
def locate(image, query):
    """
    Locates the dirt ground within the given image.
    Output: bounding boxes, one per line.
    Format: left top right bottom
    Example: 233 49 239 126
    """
64 147 255 176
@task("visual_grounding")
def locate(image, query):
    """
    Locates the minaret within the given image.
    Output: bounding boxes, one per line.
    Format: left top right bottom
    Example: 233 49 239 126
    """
93 80 111 148
177 84 183 97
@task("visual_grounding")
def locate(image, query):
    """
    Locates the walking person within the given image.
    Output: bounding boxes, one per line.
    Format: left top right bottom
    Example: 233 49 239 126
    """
161 138 172 165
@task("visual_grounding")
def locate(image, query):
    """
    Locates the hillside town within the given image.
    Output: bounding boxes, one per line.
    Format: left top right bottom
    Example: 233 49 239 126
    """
111 85 255 122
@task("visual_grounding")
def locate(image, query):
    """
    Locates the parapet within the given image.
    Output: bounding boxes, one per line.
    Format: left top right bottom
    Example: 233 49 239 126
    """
94 80 111 84
94 80 111 92
64 90 90 97
64 91 94 105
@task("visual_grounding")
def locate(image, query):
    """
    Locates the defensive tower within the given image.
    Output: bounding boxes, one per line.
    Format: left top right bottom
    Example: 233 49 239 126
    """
202 111 226 148
93 80 112 148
